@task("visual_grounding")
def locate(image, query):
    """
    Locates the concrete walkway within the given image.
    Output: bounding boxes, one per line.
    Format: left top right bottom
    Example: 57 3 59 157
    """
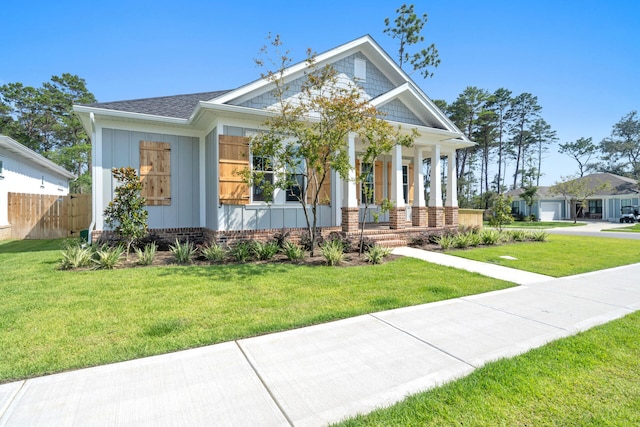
2 252 640 426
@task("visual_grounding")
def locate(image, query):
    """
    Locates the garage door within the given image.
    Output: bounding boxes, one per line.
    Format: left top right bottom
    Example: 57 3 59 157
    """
540 202 562 221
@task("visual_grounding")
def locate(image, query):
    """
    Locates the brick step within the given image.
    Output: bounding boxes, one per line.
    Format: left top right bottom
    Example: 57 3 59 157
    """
375 239 407 248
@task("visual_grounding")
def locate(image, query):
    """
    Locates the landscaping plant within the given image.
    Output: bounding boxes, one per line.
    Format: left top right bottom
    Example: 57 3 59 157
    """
169 239 196 264
283 241 305 262
364 245 392 264
200 242 226 262
251 240 280 261
59 239 93 270
321 239 345 266
92 244 125 269
229 241 253 263
134 242 157 265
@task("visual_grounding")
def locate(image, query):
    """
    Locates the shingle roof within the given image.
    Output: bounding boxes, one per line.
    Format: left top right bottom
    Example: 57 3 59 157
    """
507 173 640 198
86 90 233 119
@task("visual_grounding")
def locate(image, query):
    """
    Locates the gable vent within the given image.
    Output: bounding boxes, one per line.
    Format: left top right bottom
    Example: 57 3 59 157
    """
354 58 367 81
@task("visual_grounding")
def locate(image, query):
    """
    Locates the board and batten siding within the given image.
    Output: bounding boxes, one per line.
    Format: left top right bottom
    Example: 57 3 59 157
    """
101 128 199 229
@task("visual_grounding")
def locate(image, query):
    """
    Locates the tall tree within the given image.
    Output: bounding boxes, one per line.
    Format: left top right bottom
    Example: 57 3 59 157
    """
486 88 512 193
599 111 640 179
507 93 541 189
558 137 598 177
384 4 440 79
473 108 497 197
529 118 557 186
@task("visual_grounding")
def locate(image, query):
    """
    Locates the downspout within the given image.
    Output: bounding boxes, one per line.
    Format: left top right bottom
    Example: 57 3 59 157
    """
87 112 96 245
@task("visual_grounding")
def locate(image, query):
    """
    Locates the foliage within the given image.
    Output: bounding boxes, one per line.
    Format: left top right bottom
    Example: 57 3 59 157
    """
598 111 640 178
282 242 305 262
508 230 528 242
134 243 157 266
549 175 611 223
0 74 96 190
272 230 291 249
479 229 502 246
200 242 226 262
364 245 392 264
435 234 456 250
559 136 598 177
92 244 124 269
229 241 253 263
520 185 538 220
321 239 345 266
383 3 440 79
169 239 196 264
59 239 93 269
103 167 149 257
251 240 280 261
488 194 514 230
530 230 549 242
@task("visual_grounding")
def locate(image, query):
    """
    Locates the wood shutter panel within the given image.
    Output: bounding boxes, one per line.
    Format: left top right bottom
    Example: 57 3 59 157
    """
374 160 383 203
355 159 361 204
140 141 171 206
387 162 391 203
309 165 332 205
408 163 414 204
219 135 250 205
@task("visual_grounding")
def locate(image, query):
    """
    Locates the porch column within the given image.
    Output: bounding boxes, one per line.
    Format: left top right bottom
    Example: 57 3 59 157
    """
412 146 427 227
341 133 359 232
445 151 458 226
428 145 444 228
389 143 405 229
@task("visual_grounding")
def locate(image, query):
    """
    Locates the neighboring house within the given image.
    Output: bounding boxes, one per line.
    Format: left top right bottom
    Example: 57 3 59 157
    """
507 173 640 222
73 35 473 243
0 135 76 239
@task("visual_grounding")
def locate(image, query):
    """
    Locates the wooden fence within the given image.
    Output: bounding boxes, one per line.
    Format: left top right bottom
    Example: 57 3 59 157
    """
458 208 484 228
7 192 91 240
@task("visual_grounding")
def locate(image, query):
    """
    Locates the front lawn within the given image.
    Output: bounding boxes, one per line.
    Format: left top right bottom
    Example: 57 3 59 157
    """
0 239 511 383
450 234 640 277
336 310 640 426
604 223 640 233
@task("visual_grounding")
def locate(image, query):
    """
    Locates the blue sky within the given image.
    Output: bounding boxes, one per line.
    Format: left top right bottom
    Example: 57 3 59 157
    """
3 0 639 185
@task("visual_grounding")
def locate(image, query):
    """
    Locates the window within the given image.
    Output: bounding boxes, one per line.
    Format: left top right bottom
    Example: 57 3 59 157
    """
511 201 520 215
252 156 273 202
588 199 602 215
402 165 409 204
361 162 374 204
354 58 367 81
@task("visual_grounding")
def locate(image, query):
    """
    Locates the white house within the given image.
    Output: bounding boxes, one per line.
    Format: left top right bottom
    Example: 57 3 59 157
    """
0 135 76 239
74 35 473 243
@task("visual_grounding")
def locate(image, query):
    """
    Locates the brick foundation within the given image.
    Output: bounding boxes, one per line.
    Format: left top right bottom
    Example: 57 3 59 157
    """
411 206 427 227
389 207 406 230
341 207 359 233
445 206 459 226
428 206 445 228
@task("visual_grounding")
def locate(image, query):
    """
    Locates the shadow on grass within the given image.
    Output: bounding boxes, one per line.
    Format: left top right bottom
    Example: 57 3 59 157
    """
0 239 64 254
154 261 295 281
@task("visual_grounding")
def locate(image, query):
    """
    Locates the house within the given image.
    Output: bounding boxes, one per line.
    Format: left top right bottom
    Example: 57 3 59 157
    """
507 173 640 222
0 135 76 239
73 35 473 244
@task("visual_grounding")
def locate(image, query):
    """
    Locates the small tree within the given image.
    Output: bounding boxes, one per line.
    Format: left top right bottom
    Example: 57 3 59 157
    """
520 185 538 221
489 193 514 230
103 167 148 257
550 176 611 223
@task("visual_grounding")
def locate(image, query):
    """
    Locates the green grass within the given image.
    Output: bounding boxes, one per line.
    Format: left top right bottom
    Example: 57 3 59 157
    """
604 223 640 233
336 311 640 427
484 220 585 229
450 234 640 277
0 239 512 383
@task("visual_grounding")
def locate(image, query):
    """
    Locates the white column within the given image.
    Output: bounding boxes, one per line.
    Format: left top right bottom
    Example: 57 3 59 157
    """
429 145 442 207
413 146 424 207
446 152 458 207
343 133 358 208
391 143 404 207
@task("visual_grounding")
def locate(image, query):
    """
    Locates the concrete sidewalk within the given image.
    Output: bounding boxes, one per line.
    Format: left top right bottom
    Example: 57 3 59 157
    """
2 254 639 426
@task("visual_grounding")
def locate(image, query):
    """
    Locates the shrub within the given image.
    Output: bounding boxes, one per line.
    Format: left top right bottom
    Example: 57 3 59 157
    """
252 240 280 261
364 245 392 264
200 242 226 262
325 231 352 252
453 233 473 249
169 239 196 264
530 230 549 242
92 244 125 269
321 239 345 266
272 230 290 250
229 240 253 263
299 232 323 251
408 234 428 247
283 241 305 262
59 240 93 270
480 229 502 246
134 242 157 265
458 224 480 235
468 232 482 247
435 235 456 250
509 230 528 242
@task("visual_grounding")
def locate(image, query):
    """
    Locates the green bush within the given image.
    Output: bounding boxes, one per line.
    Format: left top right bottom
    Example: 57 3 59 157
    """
479 229 502 246
59 240 93 270
509 230 528 242
530 230 549 242
92 244 125 270
453 233 473 249
251 240 280 261
200 242 226 262
364 245 392 264
435 235 456 250
283 242 305 262
169 239 196 264
229 241 253 263
134 242 157 265
321 239 345 266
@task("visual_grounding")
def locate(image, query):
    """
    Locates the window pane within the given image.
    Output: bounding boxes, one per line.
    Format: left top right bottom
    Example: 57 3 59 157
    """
361 163 374 204
253 156 273 202
286 174 305 202
402 165 408 204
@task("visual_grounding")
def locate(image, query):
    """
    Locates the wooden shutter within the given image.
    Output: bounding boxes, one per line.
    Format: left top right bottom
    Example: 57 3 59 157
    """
140 141 171 206
309 165 332 205
219 135 250 205
387 162 391 202
355 159 361 204
374 160 383 203
408 163 414 204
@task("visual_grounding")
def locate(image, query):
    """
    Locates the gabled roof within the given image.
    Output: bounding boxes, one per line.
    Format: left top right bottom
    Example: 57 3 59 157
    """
0 135 76 180
507 173 640 199
86 90 232 119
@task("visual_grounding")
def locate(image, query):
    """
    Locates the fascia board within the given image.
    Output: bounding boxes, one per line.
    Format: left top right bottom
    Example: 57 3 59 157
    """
0 135 76 179
73 105 190 126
